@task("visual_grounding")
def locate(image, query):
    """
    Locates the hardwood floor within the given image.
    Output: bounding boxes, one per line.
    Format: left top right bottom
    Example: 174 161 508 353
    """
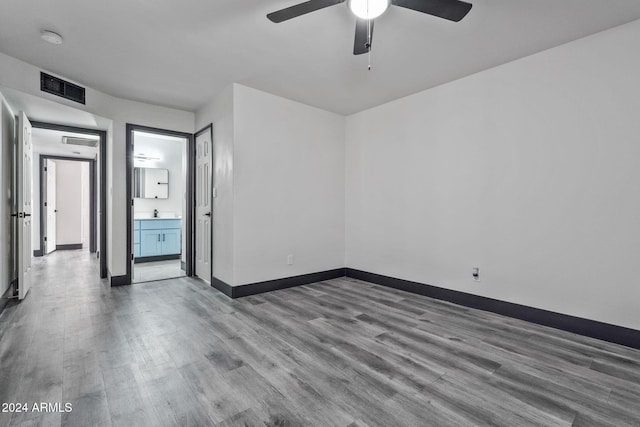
1 250 640 426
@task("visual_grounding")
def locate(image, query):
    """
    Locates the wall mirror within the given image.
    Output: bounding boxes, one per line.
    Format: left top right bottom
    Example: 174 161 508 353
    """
134 167 169 199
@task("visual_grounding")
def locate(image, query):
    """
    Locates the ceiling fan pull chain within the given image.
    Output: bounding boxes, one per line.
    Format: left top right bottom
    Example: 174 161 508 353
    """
367 0 372 70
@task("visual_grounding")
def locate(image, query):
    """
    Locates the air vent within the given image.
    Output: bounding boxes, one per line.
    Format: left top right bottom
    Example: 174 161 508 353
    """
62 136 99 147
40 72 86 104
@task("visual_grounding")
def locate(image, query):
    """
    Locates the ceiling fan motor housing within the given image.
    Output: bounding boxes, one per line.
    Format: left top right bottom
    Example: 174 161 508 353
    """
349 0 390 20
267 0 473 55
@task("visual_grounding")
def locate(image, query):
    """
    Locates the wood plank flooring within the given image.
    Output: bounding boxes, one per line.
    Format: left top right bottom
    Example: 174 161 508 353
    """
1 250 640 426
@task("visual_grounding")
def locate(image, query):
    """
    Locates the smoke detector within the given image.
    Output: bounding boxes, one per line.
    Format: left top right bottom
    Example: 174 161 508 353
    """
41 30 63 45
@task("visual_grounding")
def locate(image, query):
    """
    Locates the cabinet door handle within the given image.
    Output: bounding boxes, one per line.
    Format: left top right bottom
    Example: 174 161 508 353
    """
163 233 165 242
157 234 160 242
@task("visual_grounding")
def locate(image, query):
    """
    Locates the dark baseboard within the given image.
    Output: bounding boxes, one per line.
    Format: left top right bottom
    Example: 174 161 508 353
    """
0 282 16 315
211 268 346 299
181 261 186 271
234 268 346 298
56 244 83 251
345 268 640 350
108 270 129 287
211 276 233 298
134 254 181 264
33 249 43 257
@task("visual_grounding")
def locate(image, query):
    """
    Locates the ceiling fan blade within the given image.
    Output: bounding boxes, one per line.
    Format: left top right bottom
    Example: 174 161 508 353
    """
267 0 345 23
353 19 374 55
391 0 472 22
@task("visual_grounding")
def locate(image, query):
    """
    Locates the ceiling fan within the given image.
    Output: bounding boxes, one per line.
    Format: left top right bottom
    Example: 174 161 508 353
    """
267 0 473 55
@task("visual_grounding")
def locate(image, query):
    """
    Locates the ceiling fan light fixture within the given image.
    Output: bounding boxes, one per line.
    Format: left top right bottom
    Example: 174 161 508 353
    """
349 0 389 20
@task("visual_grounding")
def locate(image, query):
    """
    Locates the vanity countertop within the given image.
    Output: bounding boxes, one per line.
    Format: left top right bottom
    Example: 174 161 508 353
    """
134 216 182 220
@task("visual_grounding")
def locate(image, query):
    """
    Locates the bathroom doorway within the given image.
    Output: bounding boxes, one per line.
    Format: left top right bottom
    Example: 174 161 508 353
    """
126 125 193 284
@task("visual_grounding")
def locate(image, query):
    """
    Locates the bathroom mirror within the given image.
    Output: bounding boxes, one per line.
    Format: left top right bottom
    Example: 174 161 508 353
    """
134 167 169 199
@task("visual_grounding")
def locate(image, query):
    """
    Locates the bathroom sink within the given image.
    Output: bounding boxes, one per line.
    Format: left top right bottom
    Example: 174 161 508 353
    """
134 212 178 219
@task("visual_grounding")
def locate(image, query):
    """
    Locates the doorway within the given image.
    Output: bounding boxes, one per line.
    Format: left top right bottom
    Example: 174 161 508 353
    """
39 156 96 256
31 121 107 278
126 124 194 284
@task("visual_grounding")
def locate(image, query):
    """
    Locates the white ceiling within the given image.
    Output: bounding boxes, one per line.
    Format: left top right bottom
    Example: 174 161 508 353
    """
32 128 100 158
0 85 112 129
1 0 640 115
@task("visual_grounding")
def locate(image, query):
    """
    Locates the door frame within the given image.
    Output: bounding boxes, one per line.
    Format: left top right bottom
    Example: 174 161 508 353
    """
194 123 213 284
125 124 195 285
39 155 97 254
30 121 108 278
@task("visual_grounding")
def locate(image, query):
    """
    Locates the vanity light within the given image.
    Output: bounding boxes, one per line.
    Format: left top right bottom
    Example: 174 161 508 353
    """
41 30 63 45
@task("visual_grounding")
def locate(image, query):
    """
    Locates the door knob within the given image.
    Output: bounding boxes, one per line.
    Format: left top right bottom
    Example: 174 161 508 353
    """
204 212 211 217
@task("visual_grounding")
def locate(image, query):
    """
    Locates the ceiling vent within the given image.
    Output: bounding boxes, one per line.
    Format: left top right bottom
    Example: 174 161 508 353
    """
40 72 86 104
62 136 99 147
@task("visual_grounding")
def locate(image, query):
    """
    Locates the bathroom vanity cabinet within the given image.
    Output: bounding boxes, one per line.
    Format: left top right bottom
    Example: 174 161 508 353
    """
134 218 181 261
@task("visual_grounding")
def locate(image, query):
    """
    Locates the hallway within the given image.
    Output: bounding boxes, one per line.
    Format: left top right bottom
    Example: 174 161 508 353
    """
2 252 640 426
0 250 225 426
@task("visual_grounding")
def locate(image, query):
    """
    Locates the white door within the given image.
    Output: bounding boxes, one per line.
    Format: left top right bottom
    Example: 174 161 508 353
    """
195 129 212 283
17 112 33 300
45 159 57 254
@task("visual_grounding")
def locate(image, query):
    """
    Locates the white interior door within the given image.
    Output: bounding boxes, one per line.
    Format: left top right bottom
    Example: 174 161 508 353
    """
45 159 57 254
195 129 212 283
17 111 33 300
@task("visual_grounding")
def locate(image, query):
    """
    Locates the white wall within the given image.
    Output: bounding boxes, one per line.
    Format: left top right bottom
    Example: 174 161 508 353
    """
0 52 195 277
233 85 345 285
234 85 345 285
133 134 186 218
196 84 235 284
196 84 346 286
346 19 640 331
0 94 15 296
54 160 83 245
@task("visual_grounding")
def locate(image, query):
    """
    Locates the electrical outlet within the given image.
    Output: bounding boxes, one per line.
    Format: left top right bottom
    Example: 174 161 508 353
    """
287 254 294 265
